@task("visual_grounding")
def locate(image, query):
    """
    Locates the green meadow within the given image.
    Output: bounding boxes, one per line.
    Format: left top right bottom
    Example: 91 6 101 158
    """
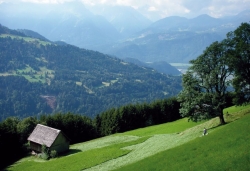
6 105 250 171
0 34 51 46
0 65 55 84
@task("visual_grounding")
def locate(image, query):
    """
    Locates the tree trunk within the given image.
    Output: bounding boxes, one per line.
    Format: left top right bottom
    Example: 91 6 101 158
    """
219 111 226 125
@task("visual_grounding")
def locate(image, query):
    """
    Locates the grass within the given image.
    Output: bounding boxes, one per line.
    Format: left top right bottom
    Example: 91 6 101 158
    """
115 113 250 171
0 65 55 84
0 34 51 46
101 79 118 87
120 118 204 136
6 137 148 171
17 65 46 83
6 105 250 171
76 81 82 86
223 104 250 114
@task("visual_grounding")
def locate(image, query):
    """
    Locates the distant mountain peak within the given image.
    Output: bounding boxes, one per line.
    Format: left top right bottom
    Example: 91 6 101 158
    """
195 14 213 18
191 14 218 21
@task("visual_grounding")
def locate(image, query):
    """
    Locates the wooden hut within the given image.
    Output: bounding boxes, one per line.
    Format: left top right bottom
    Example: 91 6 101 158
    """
28 124 70 154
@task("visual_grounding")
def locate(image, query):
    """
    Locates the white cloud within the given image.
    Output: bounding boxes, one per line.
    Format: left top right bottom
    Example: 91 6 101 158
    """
181 0 250 18
148 6 157 11
81 0 95 5
3 0 73 3
2 0 250 20
81 0 250 19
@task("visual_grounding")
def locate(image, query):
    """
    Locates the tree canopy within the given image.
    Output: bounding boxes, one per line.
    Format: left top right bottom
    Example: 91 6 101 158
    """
226 22 250 104
178 22 250 124
178 41 232 124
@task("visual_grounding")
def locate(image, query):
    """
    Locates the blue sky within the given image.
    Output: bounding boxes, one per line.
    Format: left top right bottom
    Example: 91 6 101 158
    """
1 0 250 21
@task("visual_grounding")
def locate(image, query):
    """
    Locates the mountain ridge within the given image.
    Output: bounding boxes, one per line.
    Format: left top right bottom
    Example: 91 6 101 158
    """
105 11 249 63
0 2 249 62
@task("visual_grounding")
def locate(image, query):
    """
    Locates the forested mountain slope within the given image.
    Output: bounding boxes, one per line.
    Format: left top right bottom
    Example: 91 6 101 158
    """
0 25 182 120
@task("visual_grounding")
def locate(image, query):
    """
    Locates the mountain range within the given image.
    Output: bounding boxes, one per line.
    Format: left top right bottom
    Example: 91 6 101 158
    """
0 2 249 63
105 11 250 62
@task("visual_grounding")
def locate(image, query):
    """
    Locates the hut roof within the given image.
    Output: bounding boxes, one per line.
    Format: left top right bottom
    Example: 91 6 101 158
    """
27 124 63 147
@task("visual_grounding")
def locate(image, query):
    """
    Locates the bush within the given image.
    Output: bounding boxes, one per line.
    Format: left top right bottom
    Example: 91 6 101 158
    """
41 144 49 154
50 150 58 158
39 152 49 160
40 144 50 160
21 142 30 154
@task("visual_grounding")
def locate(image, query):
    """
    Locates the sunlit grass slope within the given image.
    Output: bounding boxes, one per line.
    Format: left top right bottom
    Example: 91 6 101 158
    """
6 137 148 171
116 112 250 171
6 105 250 171
121 117 203 136
6 118 203 171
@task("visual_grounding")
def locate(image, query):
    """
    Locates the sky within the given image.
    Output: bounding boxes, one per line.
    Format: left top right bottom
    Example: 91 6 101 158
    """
1 0 250 21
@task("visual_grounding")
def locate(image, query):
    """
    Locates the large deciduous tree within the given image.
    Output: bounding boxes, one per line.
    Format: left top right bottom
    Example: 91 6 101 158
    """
178 41 232 125
226 22 250 104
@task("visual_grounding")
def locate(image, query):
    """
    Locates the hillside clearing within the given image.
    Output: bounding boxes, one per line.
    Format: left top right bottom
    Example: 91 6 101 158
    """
6 105 250 171
0 34 51 45
0 65 54 84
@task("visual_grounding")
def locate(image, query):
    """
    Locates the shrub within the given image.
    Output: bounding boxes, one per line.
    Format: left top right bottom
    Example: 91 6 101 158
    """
50 150 58 158
41 144 49 154
21 142 30 154
39 152 49 160
40 144 50 160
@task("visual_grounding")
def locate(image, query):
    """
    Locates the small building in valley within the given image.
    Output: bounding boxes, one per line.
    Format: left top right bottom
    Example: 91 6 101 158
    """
27 124 70 154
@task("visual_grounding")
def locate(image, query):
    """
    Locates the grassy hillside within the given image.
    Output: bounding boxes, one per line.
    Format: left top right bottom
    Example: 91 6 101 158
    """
116 107 250 171
6 105 250 171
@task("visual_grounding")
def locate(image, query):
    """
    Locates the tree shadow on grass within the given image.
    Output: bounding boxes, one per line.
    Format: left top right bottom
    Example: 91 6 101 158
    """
207 124 223 131
206 113 242 132
59 149 82 157
207 120 231 132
